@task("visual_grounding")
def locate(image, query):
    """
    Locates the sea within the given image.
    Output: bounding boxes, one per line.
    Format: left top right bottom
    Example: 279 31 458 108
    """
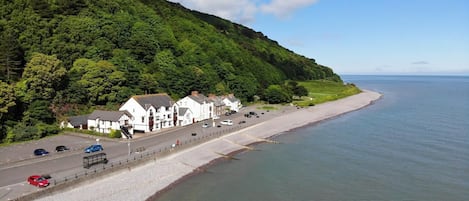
155 75 469 201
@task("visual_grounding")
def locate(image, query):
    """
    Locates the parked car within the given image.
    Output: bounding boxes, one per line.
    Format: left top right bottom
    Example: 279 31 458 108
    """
55 145 69 152
249 111 257 116
33 148 49 156
202 123 210 128
239 120 246 124
84 144 103 153
220 120 233 126
27 175 50 187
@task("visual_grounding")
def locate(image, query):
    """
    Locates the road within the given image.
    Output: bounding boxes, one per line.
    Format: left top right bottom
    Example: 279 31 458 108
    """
0 106 292 200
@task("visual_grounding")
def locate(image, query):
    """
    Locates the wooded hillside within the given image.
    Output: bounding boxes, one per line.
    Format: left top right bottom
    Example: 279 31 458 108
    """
0 0 341 142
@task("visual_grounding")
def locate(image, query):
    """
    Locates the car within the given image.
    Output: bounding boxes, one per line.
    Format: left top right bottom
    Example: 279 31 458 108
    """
55 145 69 152
27 175 50 187
249 111 257 116
220 120 233 126
84 144 103 153
202 123 210 128
213 116 220 119
239 120 246 124
191 132 197 136
34 148 49 156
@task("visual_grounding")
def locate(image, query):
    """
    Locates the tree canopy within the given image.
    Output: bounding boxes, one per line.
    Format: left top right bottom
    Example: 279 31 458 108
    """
0 0 344 143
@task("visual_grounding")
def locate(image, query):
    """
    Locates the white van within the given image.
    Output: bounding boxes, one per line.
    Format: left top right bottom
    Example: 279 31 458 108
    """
220 120 233 126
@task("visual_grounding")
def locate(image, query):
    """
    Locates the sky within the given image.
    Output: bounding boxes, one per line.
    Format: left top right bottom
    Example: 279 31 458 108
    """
168 0 469 75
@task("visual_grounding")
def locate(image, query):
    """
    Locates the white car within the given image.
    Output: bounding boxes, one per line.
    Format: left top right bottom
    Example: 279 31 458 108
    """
220 120 233 126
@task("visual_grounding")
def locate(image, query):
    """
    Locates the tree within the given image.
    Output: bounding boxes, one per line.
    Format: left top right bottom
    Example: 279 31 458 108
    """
19 53 66 103
293 85 308 97
264 85 292 104
0 25 24 83
77 59 128 105
0 81 15 120
0 81 16 141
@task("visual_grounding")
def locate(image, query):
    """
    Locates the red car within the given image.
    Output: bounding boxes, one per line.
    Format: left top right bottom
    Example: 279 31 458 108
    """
27 175 50 187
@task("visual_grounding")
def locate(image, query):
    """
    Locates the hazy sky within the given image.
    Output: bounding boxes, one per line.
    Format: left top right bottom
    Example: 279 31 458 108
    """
168 0 469 75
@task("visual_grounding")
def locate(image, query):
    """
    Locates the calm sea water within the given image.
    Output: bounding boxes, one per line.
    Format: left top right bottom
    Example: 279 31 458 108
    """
156 75 469 201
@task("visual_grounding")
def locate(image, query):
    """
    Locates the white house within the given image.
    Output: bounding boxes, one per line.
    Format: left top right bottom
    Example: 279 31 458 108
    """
176 91 214 122
223 94 242 112
177 107 194 126
119 93 177 133
61 114 88 129
87 110 133 135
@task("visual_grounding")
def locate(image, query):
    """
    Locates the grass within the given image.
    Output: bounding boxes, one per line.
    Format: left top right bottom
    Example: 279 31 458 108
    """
293 80 361 107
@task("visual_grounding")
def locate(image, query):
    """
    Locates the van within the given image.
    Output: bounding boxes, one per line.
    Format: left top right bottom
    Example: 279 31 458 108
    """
220 120 233 126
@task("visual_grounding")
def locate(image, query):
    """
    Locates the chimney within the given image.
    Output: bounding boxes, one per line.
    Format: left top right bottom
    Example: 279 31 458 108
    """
191 91 199 96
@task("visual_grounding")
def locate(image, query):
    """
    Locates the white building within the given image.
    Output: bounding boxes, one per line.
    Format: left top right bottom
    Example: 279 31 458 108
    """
177 107 194 126
87 110 133 135
176 91 214 122
223 94 242 112
119 93 177 133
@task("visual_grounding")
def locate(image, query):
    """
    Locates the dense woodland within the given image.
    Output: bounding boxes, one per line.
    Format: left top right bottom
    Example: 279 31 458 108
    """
0 0 342 143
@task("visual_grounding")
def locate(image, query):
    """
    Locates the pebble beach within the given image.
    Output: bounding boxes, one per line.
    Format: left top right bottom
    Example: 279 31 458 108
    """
35 90 382 201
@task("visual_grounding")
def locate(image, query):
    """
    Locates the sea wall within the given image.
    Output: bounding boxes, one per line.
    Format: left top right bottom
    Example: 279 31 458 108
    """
35 90 382 201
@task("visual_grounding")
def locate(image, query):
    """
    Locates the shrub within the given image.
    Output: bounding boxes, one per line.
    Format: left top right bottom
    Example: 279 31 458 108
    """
109 129 122 138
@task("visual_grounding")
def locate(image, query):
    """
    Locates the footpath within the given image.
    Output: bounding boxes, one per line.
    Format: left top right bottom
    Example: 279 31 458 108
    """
33 90 382 201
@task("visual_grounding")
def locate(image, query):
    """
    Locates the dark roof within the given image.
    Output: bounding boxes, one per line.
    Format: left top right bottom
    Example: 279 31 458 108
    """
88 110 132 122
178 108 189 116
68 115 89 126
188 93 208 104
208 96 225 107
132 93 173 110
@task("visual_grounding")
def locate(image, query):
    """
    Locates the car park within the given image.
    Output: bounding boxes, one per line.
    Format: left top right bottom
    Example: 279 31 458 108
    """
220 120 233 126
84 144 103 153
33 148 49 156
55 145 69 152
27 175 50 187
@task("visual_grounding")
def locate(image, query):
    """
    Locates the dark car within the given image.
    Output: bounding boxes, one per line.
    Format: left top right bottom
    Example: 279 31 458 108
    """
249 111 257 116
34 148 49 156
239 120 246 124
55 145 69 152
84 144 103 153
27 175 50 187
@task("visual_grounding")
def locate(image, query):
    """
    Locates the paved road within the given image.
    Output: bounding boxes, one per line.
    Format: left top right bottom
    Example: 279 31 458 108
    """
0 105 296 200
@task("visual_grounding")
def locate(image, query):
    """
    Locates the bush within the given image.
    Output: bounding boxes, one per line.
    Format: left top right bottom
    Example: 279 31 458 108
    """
109 129 122 138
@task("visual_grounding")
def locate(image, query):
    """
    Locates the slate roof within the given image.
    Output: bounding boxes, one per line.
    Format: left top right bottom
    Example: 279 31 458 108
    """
188 93 209 104
132 93 174 110
178 108 189 116
88 110 132 122
208 96 225 107
68 115 89 127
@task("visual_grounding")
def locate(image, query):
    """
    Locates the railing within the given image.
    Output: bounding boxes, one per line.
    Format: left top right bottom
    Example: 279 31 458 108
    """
51 124 244 186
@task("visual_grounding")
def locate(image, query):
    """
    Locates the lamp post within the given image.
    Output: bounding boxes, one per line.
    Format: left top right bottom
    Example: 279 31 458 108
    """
127 139 130 156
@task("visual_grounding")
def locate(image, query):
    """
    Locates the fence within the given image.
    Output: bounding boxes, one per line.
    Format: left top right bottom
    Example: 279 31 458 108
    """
54 125 243 187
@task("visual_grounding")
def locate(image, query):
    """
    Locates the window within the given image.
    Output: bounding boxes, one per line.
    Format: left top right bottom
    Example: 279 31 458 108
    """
110 121 112 126
125 120 129 125
141 116 144 123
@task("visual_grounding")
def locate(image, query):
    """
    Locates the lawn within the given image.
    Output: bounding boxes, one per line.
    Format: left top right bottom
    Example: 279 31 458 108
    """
293 80 361 107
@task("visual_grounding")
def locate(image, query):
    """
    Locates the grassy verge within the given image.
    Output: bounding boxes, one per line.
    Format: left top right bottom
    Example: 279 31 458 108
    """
294 80 361 107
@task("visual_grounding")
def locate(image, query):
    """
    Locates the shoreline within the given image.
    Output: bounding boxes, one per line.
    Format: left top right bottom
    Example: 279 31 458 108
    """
35 90 382 201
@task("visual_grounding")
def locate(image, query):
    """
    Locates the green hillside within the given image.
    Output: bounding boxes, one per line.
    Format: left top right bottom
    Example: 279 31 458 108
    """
0 0 343 142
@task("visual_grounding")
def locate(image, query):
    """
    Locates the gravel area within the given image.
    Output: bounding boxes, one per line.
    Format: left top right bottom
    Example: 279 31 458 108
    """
35 90 382 201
